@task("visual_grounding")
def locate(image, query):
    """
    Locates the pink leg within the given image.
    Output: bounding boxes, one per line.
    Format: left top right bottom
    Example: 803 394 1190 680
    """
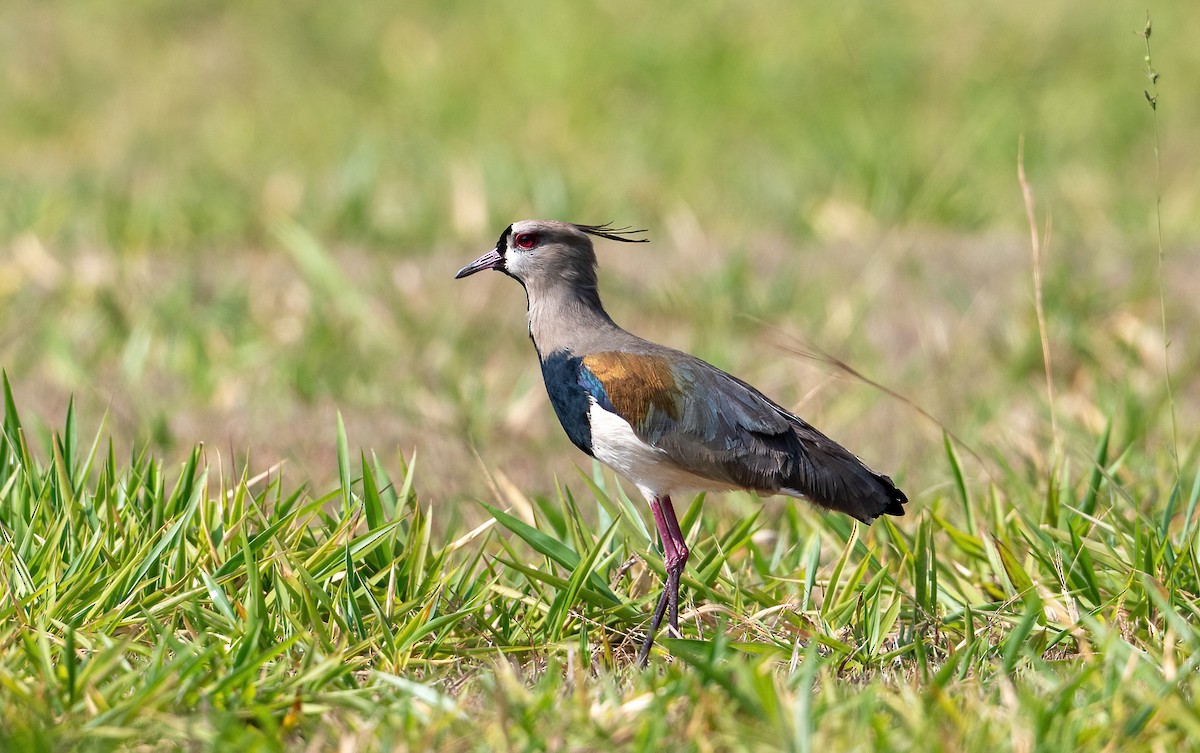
660 496 690 634
637 495 690 666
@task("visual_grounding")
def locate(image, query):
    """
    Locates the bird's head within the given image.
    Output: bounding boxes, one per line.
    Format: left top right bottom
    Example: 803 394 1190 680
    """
455 220 647 291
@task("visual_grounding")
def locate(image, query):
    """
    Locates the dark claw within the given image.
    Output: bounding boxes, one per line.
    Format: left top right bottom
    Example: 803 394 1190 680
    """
637 587 671 666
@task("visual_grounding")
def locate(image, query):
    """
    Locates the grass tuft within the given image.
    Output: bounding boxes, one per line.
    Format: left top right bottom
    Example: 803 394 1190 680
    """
3 370 1199 749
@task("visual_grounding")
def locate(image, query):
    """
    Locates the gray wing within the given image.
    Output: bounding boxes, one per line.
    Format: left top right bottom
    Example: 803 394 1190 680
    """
643 355 906 523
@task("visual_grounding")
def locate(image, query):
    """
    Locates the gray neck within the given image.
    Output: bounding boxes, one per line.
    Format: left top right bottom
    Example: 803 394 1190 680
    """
525 281 625 359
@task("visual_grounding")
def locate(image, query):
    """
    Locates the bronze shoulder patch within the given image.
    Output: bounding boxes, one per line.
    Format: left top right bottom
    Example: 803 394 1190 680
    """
583 352 681 426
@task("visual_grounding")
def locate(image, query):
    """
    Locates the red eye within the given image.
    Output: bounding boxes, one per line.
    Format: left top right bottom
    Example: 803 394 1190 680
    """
514 232 536 249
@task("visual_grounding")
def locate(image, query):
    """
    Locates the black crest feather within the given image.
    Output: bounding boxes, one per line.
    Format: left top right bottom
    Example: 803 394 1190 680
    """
571 222 649 243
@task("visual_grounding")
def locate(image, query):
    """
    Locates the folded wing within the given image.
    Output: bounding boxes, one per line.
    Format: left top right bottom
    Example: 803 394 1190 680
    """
580 350 906 523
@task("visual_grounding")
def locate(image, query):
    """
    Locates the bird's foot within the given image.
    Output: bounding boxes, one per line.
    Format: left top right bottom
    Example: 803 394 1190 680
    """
636 586 672 666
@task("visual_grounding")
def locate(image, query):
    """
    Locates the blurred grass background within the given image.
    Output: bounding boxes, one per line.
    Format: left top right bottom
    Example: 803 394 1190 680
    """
2 0 1197 507
5 2 1200 750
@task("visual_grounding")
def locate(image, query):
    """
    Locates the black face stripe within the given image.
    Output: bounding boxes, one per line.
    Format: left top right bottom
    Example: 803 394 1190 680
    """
495 224 513 257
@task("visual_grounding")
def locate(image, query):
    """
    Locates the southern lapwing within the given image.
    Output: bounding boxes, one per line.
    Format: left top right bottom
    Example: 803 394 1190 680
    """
456 220 907 664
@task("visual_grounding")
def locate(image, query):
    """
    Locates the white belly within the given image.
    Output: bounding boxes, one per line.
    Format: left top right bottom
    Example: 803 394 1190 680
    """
588 399 734 501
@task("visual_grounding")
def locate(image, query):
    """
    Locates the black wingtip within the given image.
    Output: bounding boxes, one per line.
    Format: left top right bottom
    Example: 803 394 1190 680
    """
572 222 650 243
877 474 908 518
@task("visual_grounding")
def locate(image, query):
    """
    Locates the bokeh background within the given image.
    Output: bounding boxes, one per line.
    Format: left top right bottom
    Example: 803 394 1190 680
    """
3 0 1198 509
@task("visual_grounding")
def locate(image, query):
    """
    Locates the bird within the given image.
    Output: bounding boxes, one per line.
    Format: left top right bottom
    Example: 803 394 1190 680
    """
456 219 907 664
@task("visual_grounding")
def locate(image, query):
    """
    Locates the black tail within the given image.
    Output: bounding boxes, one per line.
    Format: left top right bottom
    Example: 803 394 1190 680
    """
872 472 908 519
810 463 907 524
776 422 908 524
